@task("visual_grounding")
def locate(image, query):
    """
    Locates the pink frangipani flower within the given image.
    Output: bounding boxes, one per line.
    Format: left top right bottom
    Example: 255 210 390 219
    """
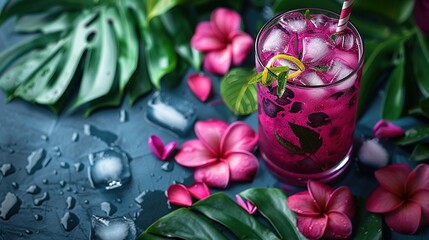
167 182 211 207
175 119 259 188
372 120 405 139
288 181 355 240
366 163 429 234
148 135 177 160
235 194 257 214
191 8 254 75
187 73 212 102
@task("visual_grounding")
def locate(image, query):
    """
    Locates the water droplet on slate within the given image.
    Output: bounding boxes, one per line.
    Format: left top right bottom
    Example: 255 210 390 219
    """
11 182 19 189
42 179 48 184
74 162 84 172
25 229 33 235
100 202 117 216
72 132 79 142
146 91 197 137
0 163 15 176
34 214 43 221
160 162 173 172
87 148 131 190
90 215 136 240
66 196 76 210
59 180 66 187
60 162 69 168
83 124 118 145
40 135 48 141
26 149 46 174
119 109 127 123
42 157 51 167
26 184 41 194
34 192 49 206
134 190 148 204
60 212 79 232
84 200 89 204
0 192 21 220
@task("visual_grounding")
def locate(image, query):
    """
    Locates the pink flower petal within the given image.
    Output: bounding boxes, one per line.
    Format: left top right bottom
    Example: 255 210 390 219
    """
175 139 217 167
235 195 257 214
224 150 259 182
324 211 353 239
203 46 232 75
384 201 422 234
230 31 254 65
366 187 404 213
221 121 258 153
375 163 410 195
296 214 328 240
187 73 212 102
191 22 225 52
410 189 429 226
148 135 177 160
373 120 405 139
326 186 355 219
308 180 334 212
167 184 193 207
194 160 230 189
407 164 429 194
211 8 241 36
287 191 321 216
195 119 228 155
187 182 211 200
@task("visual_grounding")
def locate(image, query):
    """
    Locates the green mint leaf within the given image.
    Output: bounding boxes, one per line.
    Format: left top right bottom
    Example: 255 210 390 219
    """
311 65 329 71
305 9 311 20
275 130 306 155
288 122 322 154
330 33 339 42
276 71 288 97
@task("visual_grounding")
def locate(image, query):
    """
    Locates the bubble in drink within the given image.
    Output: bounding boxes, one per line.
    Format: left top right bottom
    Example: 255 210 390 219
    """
90 215 136 240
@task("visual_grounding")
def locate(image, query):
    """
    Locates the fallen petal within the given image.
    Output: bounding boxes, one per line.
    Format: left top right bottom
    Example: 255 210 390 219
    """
221 121 258 153
148 135 176 160
230 31 254 65
373 120 405 139
175 140 217 167
385 201 421 234
187 73 212 102
167 184 193 207
366 187 403 213
308 180 334 212
224 150 259 182
407 164 429 194
235 195 257 214
194 160 230 189
195 119 228 155
162 141 177 160
375 163 410 195
287 191 321 216
211 8 241 36
188 182 211 200
326 186 355 219
296 214 328 240
203 46 232 76
191 22 225 52
358 138 389 168
324 211 353 239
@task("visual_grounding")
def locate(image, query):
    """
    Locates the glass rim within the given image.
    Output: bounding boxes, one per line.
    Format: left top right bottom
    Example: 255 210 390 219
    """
255 8 365 89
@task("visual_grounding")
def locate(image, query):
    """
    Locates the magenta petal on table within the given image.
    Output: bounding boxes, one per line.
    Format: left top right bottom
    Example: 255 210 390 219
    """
373 120 405 139
308 181 334 211
195 119 228 155
221 121 258 153
194 160 230 189
287 191 320 215
187 182 211 200
191 22 225 52
410 189 429 226
148 135 176 160
167 184 193 207
407 164 429 192
326 186 355 218
230 31 254 65
203 46 232 75
211 8 241 36
375 163 410 195
296 214 328 240
235 195 257 214
187 73 212 102
175 139 217 167
385 201 422 234
366 187 403 213
324 211 353 239
225 150 258 182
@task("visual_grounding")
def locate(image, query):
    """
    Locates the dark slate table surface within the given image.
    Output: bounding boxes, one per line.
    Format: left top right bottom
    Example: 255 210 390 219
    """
0 4 428 240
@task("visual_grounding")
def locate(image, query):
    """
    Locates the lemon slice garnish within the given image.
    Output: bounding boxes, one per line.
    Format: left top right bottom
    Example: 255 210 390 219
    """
261 54 305 84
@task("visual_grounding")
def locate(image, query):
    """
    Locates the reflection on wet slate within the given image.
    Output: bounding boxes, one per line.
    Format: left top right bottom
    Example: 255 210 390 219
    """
90 216 136 240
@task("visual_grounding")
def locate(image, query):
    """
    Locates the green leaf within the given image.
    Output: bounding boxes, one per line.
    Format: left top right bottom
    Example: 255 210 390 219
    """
239 188 306 240
143 208 227 240
138 233 168 240
69 7 118 111
396 125 429 146
381 43 405 120
276 71 288 97
288 122 322 154
411 143 429 162
14 11 79 34
414 31 429 97
353 0 413 24
220 68 258 115
128 40 153 105
273 0 340 13
274 130 306 155
351 199 382 240
192 192 279 240
146 0 210 22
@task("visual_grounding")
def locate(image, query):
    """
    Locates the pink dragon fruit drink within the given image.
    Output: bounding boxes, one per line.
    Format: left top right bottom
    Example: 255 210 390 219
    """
255 9 364 185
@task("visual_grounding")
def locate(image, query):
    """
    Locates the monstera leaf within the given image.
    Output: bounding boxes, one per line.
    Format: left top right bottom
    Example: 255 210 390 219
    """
0 0 202 114
138 188 382 240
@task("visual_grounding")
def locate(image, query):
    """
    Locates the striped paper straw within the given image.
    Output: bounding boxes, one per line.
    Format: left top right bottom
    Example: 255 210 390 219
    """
336 0 354 32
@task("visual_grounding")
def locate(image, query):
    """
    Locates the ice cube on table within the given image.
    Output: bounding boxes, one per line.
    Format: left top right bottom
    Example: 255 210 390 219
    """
261 27 290 54
334 30 356 51
91 215 136 240
302 36 333 63
279 12 307 33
